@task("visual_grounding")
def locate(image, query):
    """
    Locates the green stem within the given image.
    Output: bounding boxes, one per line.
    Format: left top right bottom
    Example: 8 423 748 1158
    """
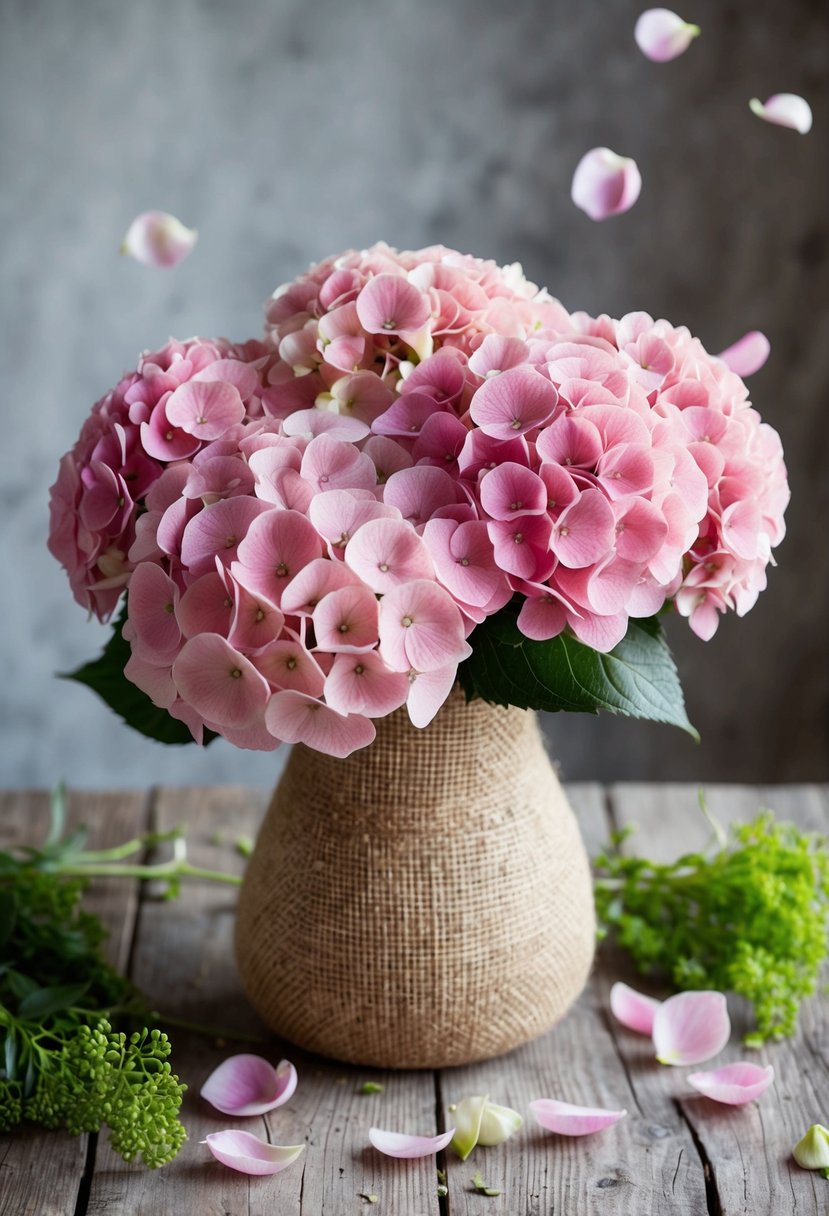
70 830 182 865
54 861 241 886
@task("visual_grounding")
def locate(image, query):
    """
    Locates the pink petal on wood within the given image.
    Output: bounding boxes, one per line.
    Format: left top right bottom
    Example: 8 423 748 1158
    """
530 1099 627 1136
203 1130 304 1176
687 1062 774 1106
652 990 731 1066
201 1055 297 1116
610 982 662 1035
368 1127 455 1159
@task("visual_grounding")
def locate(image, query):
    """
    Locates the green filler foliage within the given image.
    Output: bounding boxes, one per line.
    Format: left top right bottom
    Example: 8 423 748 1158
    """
594 806 829 1043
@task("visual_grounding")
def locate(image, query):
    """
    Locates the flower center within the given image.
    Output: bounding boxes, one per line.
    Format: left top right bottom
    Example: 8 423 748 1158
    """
402 615 414 627
379 562 390 573
255 608 265 622
276 562 289 577
230 668 242 680
354 664 365 675
514 533 524 544
510 418 522 430
286 657 297 670
164 601 175 615
224 535 237 548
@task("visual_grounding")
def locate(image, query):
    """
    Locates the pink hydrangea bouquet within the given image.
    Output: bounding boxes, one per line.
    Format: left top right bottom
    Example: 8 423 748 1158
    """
49 243 788 756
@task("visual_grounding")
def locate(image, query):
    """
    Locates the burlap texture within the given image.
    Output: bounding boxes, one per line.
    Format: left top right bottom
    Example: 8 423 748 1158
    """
235 688 596 1068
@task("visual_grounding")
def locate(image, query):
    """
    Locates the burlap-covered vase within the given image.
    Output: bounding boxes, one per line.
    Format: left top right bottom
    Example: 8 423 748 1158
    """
235 688 595 1068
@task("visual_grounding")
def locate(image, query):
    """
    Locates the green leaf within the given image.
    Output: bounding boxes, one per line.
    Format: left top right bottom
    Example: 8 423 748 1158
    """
45 783 68 848
60 606 218 747
18 982 91 1022
458 607 698 738
4 1031 17 1081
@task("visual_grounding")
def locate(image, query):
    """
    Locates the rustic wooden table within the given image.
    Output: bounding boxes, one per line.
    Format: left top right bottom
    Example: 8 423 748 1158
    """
1 783 827 1216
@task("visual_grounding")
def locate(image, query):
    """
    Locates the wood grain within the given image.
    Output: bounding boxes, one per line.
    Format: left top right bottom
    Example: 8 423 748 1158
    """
0 790 149 1216
85 786 442 1216
608 782 829 1216
3 783 828 1215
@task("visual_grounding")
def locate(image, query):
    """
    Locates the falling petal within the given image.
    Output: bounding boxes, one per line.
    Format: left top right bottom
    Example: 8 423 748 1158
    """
369 1127 455 1159
451 1095 487 1160
634 9 701 62
203 1130 305 1176
610 982 662 1035
121 210 198 267
793 1124 829 1172
571 148 642 221
716 331 771 376
201 1055 298 1116
652 991 731 1066
530 1099 627 1136
750 94 813 134
687 1062 774 1106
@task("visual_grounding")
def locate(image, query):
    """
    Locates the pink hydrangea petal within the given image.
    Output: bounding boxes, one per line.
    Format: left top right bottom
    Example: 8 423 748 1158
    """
309 491 398 552
253 639 327 697
634 9 701 62
550 489 616 568
233 509 324 605
126 562 181 662
282 409 370 442
172 634 271 728
652 991 731 1066
571 148 642 221
166 380 245 440
201 1055 298 1116
610 982 662 1035
300 433 377 493
383 465 459 528
345 518 435 593
124 652 177 709
422 518 505 607
378 579 471 673
530 1099 627 1136
312 584 379 653
324 652 410 717
468 334 530 377
356 273 431 335
749 94 813 134
178 572 234 638
687 1062 774 1106
265 690 376 757
180 498 269 577
368 1127 455 1159
281 558 362 615
469 367 559 438
121 211 197 267
372 391 449 438
228 581 285 653
716 331 771 377
406 664 458 727
516 591 569 641
193 358 259 402
203 1130 304 1176
479 462 548 520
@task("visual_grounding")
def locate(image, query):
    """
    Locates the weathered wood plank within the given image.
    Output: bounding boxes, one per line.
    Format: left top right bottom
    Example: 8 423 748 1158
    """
86 786 442 1216
0 790 149 1216
436 782 706 1214
608 782 829 1216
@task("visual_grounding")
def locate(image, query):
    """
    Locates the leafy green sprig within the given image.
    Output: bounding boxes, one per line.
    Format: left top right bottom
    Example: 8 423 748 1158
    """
0 786 240 1165
594 805 829 1044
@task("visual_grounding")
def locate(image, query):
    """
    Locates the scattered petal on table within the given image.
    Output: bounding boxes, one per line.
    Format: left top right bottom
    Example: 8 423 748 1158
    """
652 990 731 1066
120 210 198 267
687 1062 774 1105
749 94 813 134
201 1054 298 1116
571 149 642 221
451 1095 487 1160
716 331 770 377
478 1100 524 1147
610 981 662 1035
203 1130 305 1176
793 1123 829 1173
530 1099 627 1136
634 9 701 62
369 1127 455 1159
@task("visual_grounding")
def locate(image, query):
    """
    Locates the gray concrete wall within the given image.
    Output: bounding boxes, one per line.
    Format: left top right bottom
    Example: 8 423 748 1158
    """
1 0 826 788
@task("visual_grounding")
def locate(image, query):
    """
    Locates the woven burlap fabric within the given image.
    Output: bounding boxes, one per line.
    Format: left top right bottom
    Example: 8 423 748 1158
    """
235 688 596 1068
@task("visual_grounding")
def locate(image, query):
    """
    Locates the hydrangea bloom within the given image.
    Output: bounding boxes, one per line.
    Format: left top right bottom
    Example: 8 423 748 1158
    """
49 243 788 755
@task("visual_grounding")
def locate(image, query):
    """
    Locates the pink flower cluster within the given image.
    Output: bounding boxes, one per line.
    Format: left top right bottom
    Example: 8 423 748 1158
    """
49 243 788 755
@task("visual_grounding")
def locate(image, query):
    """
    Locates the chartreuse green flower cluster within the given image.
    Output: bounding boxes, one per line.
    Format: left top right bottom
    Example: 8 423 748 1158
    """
594 806 829 1044
0 786 240 1165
